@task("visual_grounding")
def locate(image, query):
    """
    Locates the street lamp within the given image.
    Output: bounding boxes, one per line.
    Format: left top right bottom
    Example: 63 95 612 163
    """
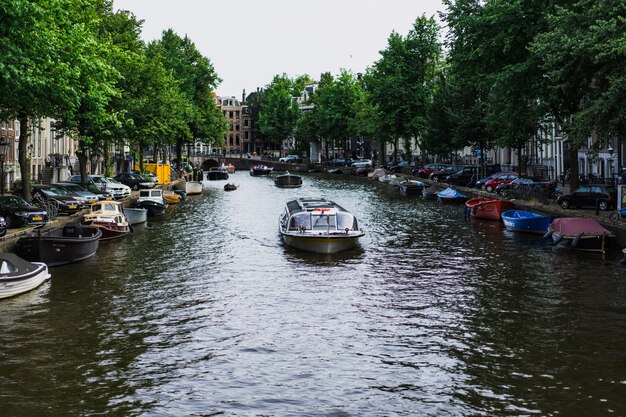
0 136 8 196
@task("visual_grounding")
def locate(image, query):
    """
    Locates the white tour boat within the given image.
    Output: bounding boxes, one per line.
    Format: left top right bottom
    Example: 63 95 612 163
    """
278 197 365 254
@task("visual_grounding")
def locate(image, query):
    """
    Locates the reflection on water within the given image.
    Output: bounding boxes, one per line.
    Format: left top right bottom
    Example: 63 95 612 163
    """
1 172 626 416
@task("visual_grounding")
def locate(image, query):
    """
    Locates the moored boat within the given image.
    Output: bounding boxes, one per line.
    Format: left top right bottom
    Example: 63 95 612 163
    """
279 197 365 254
0 253 51 299
163 190 182 204
174 180 203 195
207 167 229 180
378 173 397 183
465 197 515 221
122 207 148 225
501 210 554 234
423 184 444 200
137 189 167 217
12 225 102 266
399 179 424 195
274 172 302 188
82 201 131 240
250 165 273 176
545 217 613 253
437 187 468 203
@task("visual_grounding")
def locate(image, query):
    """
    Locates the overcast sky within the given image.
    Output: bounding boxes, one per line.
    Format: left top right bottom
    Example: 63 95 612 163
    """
113 0 446 98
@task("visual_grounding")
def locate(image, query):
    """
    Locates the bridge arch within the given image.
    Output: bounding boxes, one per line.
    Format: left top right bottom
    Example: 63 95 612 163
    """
200 158 220 171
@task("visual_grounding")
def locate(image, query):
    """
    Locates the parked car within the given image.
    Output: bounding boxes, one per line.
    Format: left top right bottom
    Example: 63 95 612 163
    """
483 172 520 193
0 195 49 228
430 166 458 182
388 161 416 173
413 163 449 178
25 185 82 215
556 185 617 211
496 177 554 197
279 155 302 163
446 164 502 187
351 159 373 169
114 172 155 191
69 175 131 199
475 171 503 190
326 158 353 167
53 182 100 205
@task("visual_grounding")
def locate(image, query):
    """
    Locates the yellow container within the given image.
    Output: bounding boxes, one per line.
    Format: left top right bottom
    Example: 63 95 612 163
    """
136 163 171 185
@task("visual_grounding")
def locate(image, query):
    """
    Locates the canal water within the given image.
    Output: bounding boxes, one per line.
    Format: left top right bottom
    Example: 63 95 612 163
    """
1 172 625 416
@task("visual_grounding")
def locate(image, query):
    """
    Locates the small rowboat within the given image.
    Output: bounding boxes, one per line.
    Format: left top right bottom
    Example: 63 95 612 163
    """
224 183 238 191
0 253 51 299
501 210 553 234
465 197 515 221
436 187 467 203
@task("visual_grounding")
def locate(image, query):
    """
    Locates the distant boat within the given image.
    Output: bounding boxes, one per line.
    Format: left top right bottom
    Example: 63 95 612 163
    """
250 165 273 176
174 181 203 195
501 210 554 234
123 207 148 225
378 173 397 183
13 225 102 266
223 163 235 173
163 190 182 204
278 197 365 254
0 253 51 299
436 187 468 203
422 184 444 200
545 217 613 253
274 172 302 188
465 197 515 221
137 189 167 217
224 183 238 191
399 179 424 195
208 167 229 180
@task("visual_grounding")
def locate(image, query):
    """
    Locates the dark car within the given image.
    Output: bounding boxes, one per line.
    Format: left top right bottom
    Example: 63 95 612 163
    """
496 177 555 197
556 185 617 211
114 172 155 190
446 164 502 187
0 195 49 228
25 185 82 215
326 158 354 167
413 163 449 178
430 166 458 182
388 161 416 173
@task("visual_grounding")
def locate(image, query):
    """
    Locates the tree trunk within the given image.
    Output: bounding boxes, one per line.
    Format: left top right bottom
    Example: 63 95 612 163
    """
139 145 144 172
176 138 183 174
569 147 580 190
18 113 31 201
77 149 88 183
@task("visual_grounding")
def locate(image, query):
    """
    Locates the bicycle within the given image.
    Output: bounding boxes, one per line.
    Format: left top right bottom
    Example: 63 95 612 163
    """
609 206 626 223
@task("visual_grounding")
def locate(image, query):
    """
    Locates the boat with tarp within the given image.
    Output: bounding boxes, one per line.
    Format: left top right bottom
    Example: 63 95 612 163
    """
545 217 613 253
436 187 468 203
279 197 365 254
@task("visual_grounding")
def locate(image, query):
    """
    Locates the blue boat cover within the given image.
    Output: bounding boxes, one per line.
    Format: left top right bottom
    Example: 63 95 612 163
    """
437 188 467 199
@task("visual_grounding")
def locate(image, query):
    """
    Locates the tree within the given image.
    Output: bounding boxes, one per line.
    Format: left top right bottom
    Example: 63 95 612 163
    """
364 15 441 162
148 29 225 172
533 0 626 188
259 74 300 152
0 0 110 199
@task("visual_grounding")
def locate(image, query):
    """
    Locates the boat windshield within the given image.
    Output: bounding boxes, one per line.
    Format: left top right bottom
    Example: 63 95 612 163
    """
311 213 337 230
337 212 358 230
288 213 311 231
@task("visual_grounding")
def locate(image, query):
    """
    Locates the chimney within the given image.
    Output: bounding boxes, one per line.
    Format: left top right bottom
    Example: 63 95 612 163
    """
242 89 246 103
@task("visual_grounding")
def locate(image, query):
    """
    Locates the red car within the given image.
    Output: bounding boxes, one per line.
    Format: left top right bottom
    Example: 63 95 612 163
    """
483 172 520 192
412 163 449 178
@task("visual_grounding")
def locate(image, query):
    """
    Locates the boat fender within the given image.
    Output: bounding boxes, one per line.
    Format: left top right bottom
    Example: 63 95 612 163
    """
572 235 581 248
552 235 564 246
543 230 553 240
